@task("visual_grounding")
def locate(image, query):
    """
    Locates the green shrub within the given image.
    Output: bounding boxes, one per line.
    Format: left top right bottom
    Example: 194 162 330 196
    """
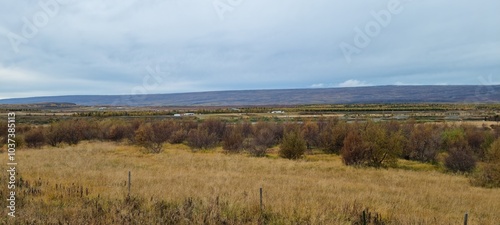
279 130 306 160
471 138 500 188
471 163 500 188
486 138 500 162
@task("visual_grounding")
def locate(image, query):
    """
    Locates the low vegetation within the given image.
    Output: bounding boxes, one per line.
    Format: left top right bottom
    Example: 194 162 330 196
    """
11 117 500 176
1 142 500 224
2 108 500 223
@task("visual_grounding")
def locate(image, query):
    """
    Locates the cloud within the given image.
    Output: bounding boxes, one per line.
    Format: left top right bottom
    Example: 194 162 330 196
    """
0 0 499 99
394 81 421 86
337 80 371 88
310 83 327 88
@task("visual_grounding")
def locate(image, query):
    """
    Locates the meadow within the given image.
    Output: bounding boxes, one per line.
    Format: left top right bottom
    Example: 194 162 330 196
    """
2 141 500 224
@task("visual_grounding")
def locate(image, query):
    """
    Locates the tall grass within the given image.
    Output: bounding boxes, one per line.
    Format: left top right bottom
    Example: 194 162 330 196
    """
2 141 500 224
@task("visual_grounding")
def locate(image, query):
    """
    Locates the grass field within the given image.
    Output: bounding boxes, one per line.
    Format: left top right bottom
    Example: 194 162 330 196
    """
3 141 500 224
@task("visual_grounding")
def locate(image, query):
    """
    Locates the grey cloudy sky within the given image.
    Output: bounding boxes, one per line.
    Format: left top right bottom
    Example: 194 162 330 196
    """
0 0 499 99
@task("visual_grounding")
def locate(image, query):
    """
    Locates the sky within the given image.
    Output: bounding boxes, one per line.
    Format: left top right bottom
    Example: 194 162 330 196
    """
0 0 499 99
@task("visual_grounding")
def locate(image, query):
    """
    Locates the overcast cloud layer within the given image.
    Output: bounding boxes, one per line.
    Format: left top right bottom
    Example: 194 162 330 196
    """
0 0 499 99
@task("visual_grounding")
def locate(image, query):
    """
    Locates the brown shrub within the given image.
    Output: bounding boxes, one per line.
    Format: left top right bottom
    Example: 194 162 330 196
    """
243 137 268 157
187 127 218 150
341 131 367 166
222 125 244 153
134 121 172 153
46 120 84 146
301 121 319 149
240 121 253 138
404 124 441 163
253 127 275 148
463 124 493 160
107 123 135 142
444 148 476 173
24 128 46 148
200 118 226 141
46 123 65 147
253 121 282 148
169 128 188 144
319 121 348 154
0 121 7 139
341 121 402 167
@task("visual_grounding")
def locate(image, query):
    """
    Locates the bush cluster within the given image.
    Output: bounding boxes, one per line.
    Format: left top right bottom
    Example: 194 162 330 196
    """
9 117 499 179
471 138 500 188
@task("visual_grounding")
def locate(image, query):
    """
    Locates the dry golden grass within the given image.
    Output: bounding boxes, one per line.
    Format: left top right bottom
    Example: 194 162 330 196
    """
5 141 500 224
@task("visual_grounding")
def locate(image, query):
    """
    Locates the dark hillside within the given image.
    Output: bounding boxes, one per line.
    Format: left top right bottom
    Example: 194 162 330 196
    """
1 85 499 106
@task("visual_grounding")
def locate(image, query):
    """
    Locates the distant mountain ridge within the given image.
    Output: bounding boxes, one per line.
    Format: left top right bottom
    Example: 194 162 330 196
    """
1 85 499 106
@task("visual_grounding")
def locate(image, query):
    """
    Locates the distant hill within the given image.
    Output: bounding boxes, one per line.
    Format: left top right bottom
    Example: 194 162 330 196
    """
1 85 499 106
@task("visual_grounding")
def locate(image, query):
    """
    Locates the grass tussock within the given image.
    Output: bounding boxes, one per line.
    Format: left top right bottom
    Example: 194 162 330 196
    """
1 141 500 224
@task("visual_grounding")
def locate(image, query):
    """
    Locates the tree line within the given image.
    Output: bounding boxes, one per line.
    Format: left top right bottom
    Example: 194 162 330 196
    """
2 117 499 187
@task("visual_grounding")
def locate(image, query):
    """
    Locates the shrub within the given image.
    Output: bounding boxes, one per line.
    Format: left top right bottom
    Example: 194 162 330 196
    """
463 125 492 160
471 163 500 188
441 127 467 151
471 138 500 188
169 129 188 144
134 122 171 153
45 119 98 145
492 125 500 138
200 118 226 141
107 123 132 142
187 127 218 150
126 119 144 144
46 122 66 147
61 121 83 145
486 138 500 162
0 121 7 139
243 138 268 157
341 131 367 166
12 134 26 149
240 121 253 138
253 121 282 147
253 127 276 148
24 128 46 148
301 121 319 149
222 126 244 153
279 130 306 160
341 202 387 225
341 122 402 167
319 121 348 154
79 120 101 141
404 124 441 163
444 148 476 173
180 120 198 131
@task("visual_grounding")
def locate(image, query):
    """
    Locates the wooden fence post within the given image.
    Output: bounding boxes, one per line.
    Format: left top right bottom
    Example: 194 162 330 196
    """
362 209 367 225
260 187 263 212
128 171 131 196
464 212 468 225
